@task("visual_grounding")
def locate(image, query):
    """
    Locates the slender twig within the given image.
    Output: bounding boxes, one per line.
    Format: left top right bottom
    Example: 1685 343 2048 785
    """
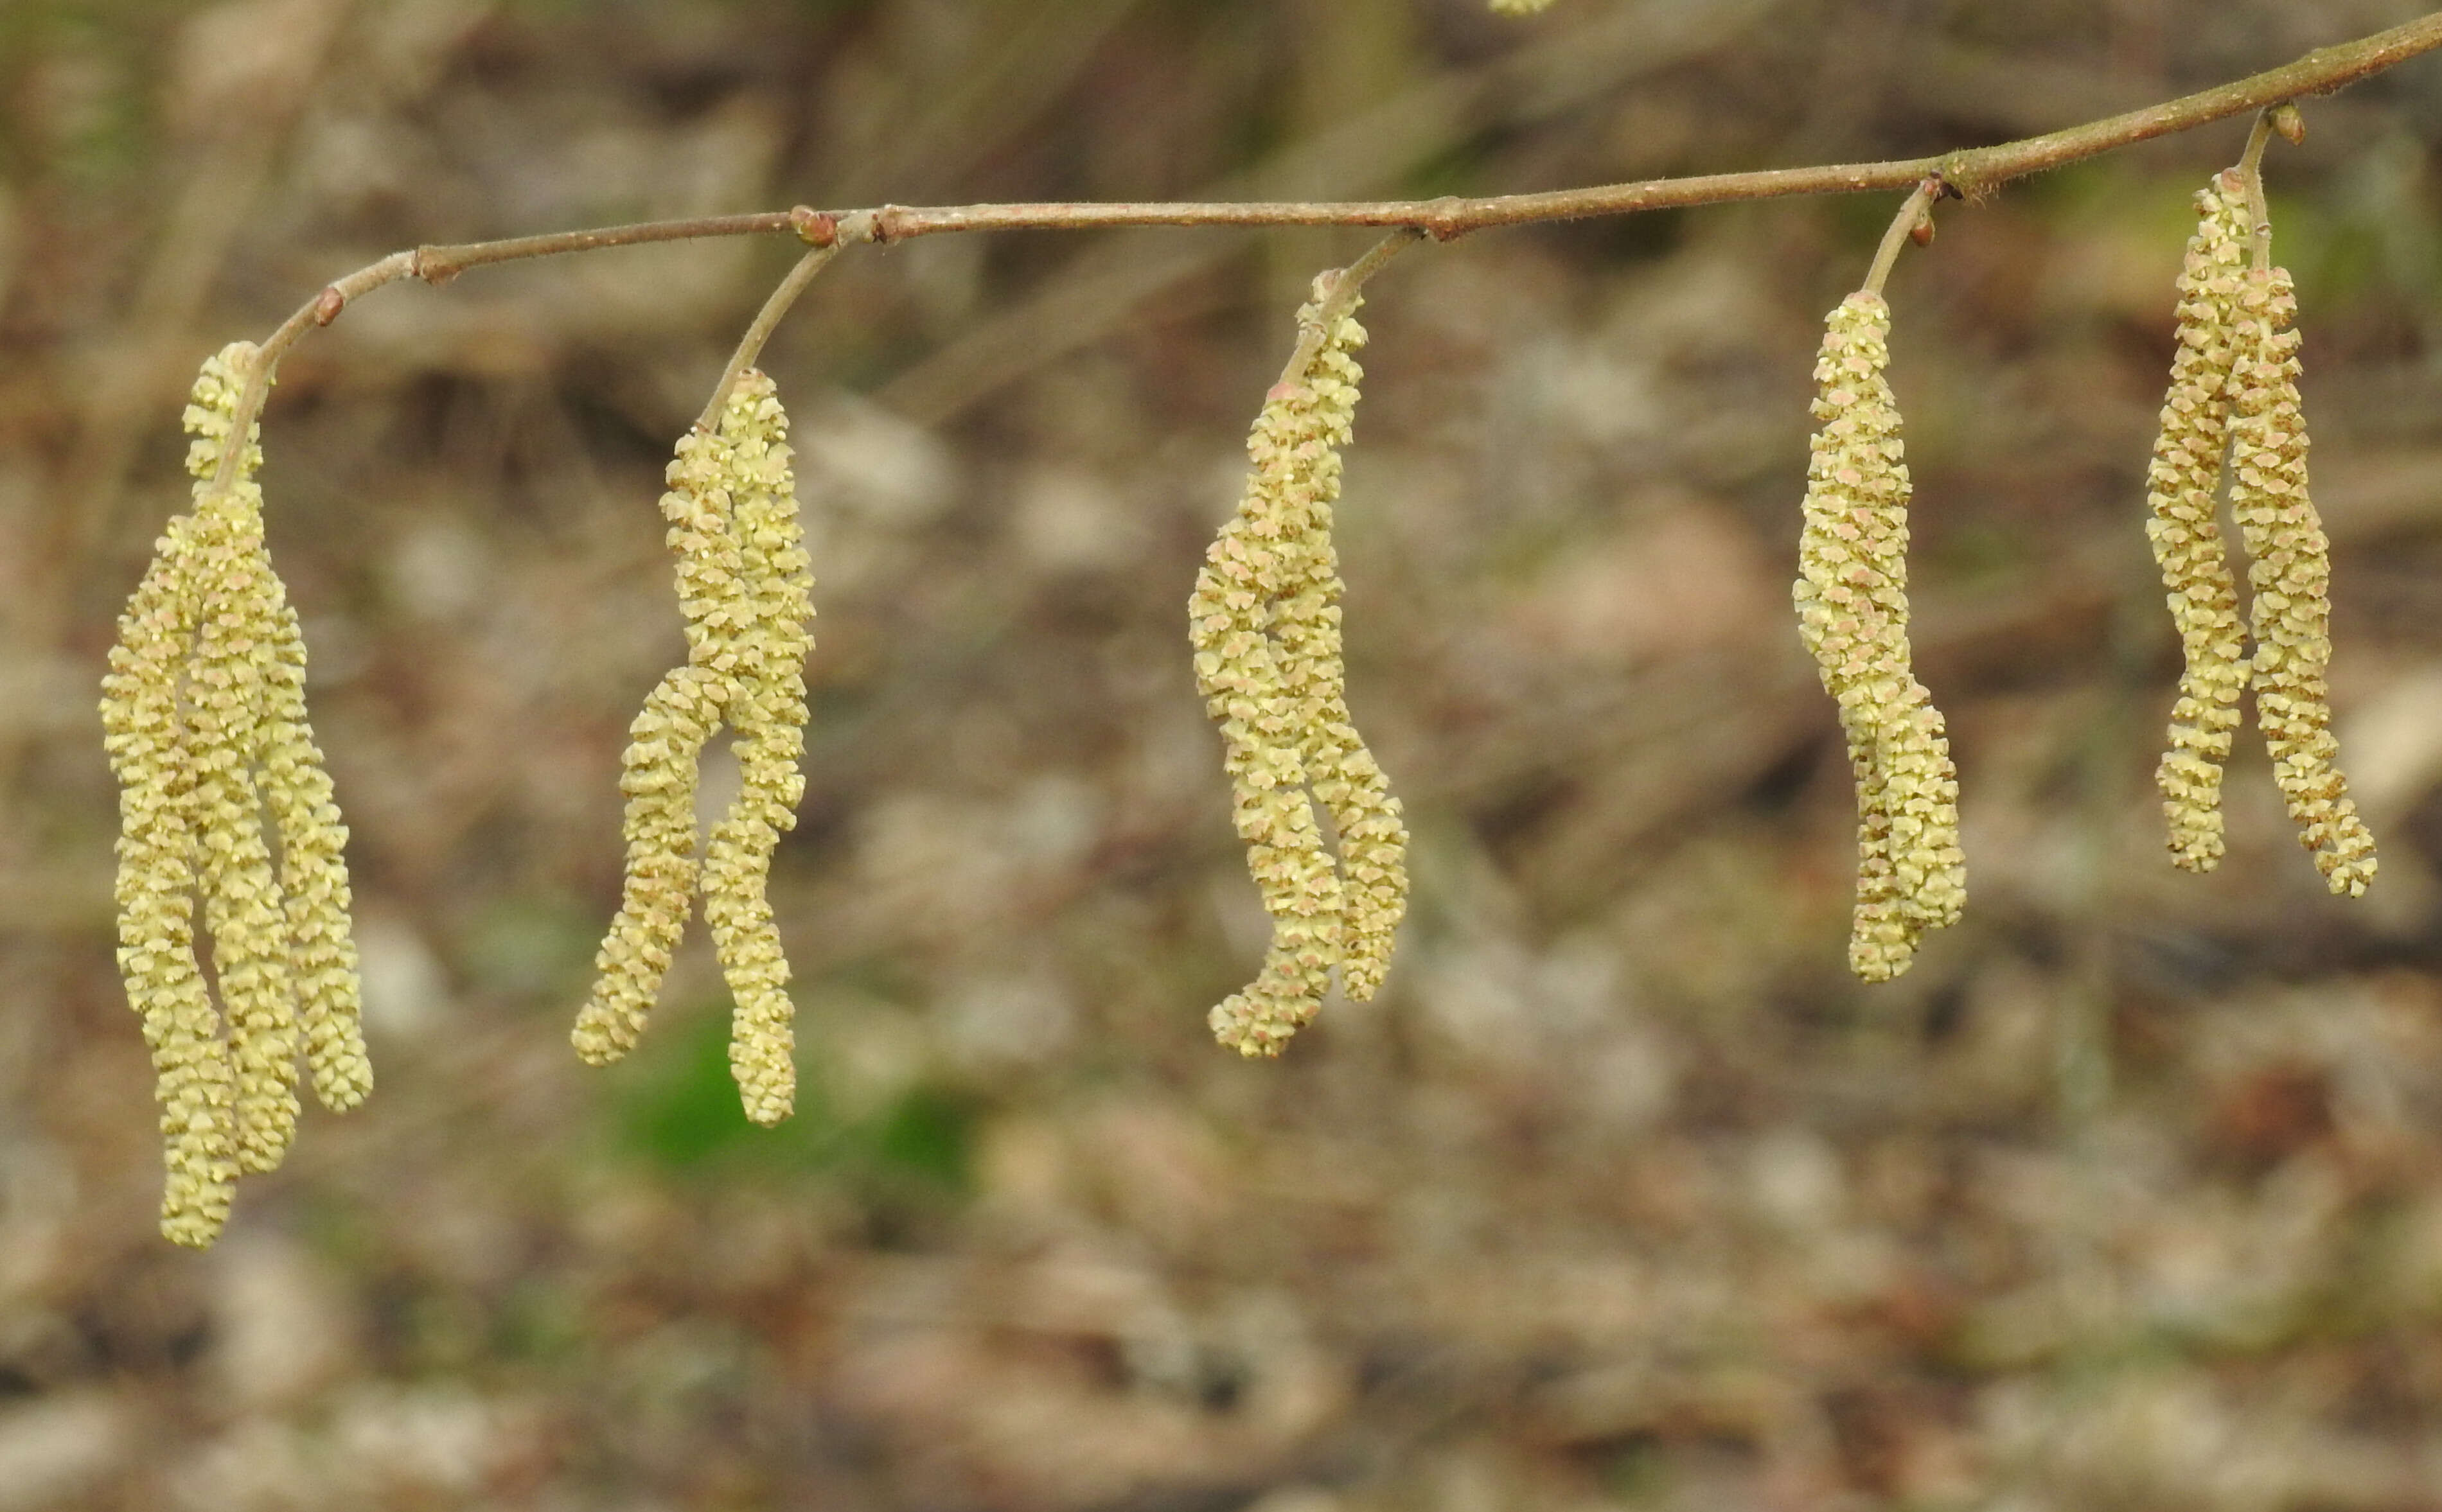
1275 229 1424 389
696 212 873 432
1862 180 1940 297
402 9 2442 259
202 13 2442 468
207 251 417 495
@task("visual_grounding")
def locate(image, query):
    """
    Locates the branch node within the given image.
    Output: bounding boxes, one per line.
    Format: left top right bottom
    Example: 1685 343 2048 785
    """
789 206 838 247
412 246 459 286
869 206 907 245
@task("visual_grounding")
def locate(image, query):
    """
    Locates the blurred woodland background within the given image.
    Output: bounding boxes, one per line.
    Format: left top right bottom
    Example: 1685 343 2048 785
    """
12 0 2442 1506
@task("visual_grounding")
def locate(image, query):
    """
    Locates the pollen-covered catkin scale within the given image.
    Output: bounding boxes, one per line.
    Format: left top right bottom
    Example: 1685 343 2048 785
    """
2226 266 2378 895
697 370 813 1125
572 414 756 1066
2146 173 2252 871
1791 292 1963 982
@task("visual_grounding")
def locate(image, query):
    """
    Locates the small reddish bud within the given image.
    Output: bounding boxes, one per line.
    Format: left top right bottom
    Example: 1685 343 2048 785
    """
2271 104 2306 145
312 286 345 326
788 206 838 247
1908 214 1936 247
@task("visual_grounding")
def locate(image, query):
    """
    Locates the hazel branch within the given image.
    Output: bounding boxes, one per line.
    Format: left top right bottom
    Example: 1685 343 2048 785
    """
204 13 2442 460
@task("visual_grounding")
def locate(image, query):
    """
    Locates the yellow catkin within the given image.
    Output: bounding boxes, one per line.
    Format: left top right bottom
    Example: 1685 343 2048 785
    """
1189 301 1365 1054
2146 173 2253 871
1792 292 1964 983
103 511 236 1247
1489 0 1559 13
572 406 757 1066
698 371 813 1126
2225 266 2378 895
1269 299 1410 1004
105 340 367 1242
179 347 367 1133
100 345 267 1243
260 592 372 1114
183 412 303 1176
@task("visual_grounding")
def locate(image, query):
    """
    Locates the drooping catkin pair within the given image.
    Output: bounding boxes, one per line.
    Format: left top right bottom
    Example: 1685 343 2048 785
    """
100 342 371 1248
571 369 813 1123
1189 277 1410 1055
2145 170 2376 895
1793 292 1965 982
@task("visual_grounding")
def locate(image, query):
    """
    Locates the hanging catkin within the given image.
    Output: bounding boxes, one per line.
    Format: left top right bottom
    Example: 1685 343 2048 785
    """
2225 265 2378 895
574 371 813 1119
1792 292 1964 982
699 371 814 1125
100 341 367 1247
1189 277 1408 1054
1271 317 1408 1003
2145 172 2253 871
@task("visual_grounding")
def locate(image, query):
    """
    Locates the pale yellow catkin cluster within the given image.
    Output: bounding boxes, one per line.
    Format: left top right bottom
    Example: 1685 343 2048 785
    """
2225 266 2378 895
2139 171 2376 895
572 369 813 1122
1489 0 1559 13
100 342 370 1248
2145 174 2253 870
1189 281 1410 1055
1792 292 1965 983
